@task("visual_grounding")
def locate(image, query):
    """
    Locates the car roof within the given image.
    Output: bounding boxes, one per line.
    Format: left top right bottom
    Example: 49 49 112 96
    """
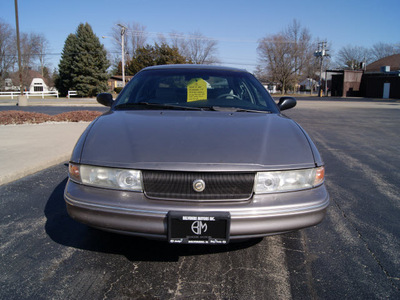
141 64 248 73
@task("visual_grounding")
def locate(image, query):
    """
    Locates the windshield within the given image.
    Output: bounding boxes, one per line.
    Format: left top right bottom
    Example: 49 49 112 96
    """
114 68 278 113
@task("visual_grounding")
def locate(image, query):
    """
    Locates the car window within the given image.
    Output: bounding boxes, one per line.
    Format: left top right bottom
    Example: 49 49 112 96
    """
115 68 277 112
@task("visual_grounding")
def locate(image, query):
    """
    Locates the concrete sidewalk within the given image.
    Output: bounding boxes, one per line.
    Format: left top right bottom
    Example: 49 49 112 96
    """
0 122 90 185
0 97 103 107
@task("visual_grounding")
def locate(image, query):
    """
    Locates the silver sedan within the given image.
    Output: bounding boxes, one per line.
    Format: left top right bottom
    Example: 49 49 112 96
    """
64 65 329 244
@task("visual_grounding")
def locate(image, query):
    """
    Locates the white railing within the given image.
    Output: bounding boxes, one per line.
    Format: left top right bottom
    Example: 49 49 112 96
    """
0 92 21 99
25 91 59 99
67 90 78 98
0 91 59 99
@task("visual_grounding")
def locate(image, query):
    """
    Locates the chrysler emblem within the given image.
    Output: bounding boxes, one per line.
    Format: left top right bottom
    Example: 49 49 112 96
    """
193 179 206 192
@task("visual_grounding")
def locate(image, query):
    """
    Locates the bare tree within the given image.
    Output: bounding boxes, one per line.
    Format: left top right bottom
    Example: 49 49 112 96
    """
110 22 147 75
335 45 372 69
0 20 16 86
284 20 313 81
158 31 189 57
258 34 293 94
20 33 41 71
257 20 314 94
35 33 49 77
155 32 168 47
370 42 400 61
184 31 219 64
0 20 52 89
111 22 147 60
128 22 147 56
156 31 218 64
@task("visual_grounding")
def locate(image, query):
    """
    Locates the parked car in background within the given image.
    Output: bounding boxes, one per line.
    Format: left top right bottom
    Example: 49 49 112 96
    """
64 65 329 244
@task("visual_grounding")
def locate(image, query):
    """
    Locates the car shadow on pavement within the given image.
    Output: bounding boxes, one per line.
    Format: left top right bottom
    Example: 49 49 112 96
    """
44 178 262 262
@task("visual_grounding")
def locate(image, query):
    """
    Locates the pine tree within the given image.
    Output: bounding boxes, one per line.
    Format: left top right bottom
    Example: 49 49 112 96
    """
55 34 78 96
56 23 110 97
126 43 188 75
126 45 155 75
155 43 188 65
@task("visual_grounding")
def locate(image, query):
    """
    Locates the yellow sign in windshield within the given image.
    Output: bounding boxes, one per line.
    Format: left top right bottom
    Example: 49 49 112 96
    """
187 78 207 102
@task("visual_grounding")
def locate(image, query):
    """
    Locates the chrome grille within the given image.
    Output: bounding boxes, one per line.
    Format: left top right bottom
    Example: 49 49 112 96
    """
142 171 255 201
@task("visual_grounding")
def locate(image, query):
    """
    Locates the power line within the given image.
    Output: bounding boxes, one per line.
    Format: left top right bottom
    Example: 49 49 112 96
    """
122 29 302 45
124 29 259 44
1 51 107 57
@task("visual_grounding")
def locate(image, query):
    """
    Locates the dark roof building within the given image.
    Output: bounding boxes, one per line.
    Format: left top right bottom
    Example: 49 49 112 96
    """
366 54 400 72
328 54 400 99
361 54 400 99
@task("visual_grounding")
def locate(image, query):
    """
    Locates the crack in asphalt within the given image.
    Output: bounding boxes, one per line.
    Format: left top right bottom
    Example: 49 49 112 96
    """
102 272 125 300
42 247 76 282
312 131 400 293
332 198 400 292
300 230 318 300
172 256 186 298
102 262 141 300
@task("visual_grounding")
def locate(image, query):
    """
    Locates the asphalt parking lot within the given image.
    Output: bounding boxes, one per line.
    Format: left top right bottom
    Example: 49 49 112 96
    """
1 99 399 299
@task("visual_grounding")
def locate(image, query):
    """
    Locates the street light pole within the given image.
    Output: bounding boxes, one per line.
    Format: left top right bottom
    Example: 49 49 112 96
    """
14 0 22 95
319 48 323 97
314 41 329 97
117 24 126 88
14 0 27 105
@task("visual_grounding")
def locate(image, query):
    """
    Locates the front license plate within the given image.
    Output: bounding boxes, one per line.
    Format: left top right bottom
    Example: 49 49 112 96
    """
168 211 231 244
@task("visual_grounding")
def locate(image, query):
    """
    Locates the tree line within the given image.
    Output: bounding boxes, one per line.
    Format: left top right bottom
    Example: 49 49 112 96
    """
0 19 52 90
1 18 399 96
55 23 220 96
0 20 218 96
108 22 219 70
256 19 400 94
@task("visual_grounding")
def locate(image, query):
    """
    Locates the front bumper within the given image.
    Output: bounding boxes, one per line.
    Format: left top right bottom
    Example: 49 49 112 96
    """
64 179 329 240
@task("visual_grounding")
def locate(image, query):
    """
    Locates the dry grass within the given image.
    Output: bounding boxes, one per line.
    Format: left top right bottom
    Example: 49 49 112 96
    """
0 110 103 125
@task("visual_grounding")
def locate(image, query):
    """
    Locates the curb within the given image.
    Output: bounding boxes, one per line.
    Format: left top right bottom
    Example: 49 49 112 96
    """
0 153 70 186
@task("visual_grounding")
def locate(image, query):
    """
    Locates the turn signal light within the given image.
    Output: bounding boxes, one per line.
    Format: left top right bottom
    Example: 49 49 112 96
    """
314 166 325 186
69 163 81 182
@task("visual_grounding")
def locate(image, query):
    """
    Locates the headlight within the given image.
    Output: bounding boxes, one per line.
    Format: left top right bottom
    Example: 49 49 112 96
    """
254 166 325 194
68 163 143 192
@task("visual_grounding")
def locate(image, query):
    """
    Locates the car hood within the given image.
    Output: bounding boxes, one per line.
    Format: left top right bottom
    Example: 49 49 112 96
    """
75 110 318 172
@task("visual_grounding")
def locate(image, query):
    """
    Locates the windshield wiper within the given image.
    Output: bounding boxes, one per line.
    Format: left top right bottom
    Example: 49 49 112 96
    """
139 102 204 110
114 102 203 111
211 106 271 114
114 103 270 113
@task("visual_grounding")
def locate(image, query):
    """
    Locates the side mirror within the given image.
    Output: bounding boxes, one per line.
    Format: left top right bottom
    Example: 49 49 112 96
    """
97 93 114 107
277 97 296 111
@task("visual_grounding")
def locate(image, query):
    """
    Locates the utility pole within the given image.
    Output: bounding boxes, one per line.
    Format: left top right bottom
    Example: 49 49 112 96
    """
314 41 329 97
14 0 27 105
117 24 126 87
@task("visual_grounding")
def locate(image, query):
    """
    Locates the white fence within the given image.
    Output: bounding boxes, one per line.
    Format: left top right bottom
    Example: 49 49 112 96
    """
0 91 59 99
67 90 77 98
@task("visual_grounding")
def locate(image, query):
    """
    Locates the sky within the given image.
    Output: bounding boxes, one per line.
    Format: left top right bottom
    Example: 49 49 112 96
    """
1 0 399 73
